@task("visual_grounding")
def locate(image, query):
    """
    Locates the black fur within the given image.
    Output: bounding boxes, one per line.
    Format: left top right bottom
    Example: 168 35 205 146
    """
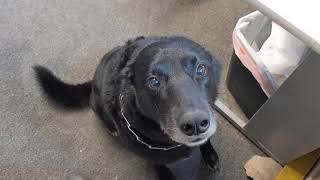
34 36 221 180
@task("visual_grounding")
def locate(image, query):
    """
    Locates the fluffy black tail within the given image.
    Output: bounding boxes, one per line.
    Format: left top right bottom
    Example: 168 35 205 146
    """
33 65 92 109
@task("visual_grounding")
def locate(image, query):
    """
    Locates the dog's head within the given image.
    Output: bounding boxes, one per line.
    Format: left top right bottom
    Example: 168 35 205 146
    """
128 37 220 147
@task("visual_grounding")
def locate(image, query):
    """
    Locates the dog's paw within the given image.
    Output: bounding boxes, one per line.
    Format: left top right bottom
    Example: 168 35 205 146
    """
106 128 118 136
200 141 220 173
103 121 119 136
206 153 220 173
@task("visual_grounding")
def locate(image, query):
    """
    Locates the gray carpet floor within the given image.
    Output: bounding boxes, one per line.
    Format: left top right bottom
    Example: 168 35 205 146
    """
0 0 263 179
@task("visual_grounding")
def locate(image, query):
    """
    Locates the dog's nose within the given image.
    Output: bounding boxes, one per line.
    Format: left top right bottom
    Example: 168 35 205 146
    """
180 112 210 136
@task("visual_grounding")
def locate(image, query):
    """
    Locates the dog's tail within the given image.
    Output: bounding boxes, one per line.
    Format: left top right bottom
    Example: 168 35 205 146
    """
33 65 92 109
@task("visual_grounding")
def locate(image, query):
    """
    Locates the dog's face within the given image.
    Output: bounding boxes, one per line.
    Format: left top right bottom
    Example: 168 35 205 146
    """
132 40 220 147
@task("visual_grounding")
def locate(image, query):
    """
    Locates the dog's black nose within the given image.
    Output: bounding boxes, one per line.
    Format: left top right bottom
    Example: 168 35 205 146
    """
180 112 210 136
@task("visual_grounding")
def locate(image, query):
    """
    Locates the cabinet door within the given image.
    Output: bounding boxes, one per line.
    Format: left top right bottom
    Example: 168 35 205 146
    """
244 50 320 164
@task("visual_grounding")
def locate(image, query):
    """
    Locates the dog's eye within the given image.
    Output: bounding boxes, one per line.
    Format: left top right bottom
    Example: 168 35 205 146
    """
148 77 160 89
196 64 208 77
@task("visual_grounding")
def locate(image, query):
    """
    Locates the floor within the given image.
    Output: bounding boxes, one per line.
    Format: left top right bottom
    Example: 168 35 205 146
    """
0 0 263 179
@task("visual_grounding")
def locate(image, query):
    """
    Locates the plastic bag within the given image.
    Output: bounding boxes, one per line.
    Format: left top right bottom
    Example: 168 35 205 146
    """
233 11 308 97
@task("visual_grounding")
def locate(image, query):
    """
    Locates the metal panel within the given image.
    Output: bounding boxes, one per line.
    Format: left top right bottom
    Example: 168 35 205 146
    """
244 50 320 164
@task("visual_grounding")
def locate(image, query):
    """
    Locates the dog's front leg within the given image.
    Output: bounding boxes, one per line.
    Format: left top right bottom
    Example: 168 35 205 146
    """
200 140 219 172
154 165 177 180
164 148 202 180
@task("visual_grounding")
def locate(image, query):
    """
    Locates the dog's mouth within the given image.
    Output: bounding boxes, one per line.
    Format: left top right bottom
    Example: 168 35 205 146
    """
187 137 209 146
161 117 217 147
191 138 203 142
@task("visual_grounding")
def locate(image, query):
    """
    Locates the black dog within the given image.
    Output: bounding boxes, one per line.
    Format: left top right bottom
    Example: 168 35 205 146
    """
34 36 221 180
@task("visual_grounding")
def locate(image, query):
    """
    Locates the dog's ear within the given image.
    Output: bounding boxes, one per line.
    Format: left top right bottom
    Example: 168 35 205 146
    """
205 48 221 85
95 36 145 109
119 36 145 84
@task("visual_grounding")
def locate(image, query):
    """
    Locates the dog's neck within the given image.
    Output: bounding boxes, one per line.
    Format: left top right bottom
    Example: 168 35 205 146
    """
118 94 182 151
